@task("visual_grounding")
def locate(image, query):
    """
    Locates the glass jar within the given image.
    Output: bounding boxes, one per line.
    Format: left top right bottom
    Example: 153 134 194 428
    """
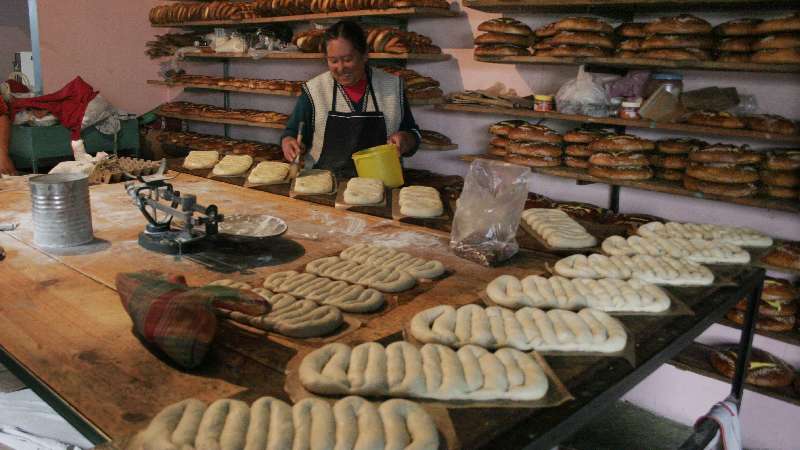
620 99 642 119
643 72 684 99
533 95 555 112
609 97 623 117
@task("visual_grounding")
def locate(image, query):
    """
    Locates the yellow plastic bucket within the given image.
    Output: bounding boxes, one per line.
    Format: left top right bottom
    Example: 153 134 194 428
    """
351 144 404 188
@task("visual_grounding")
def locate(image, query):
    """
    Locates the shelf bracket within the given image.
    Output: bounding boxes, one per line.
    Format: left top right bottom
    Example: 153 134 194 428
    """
608 185 620 214
223 59 231 138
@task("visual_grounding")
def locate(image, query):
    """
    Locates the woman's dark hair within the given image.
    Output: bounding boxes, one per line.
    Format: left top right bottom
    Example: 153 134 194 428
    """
322 20 368 55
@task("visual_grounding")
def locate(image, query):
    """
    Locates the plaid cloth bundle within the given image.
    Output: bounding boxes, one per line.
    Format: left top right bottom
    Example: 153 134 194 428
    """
116 271 270 369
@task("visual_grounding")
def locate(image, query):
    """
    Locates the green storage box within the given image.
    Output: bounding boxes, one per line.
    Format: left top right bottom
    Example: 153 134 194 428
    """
9 118 141 172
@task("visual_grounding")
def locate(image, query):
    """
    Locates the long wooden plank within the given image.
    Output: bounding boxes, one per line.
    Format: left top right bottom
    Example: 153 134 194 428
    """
437 103 800 145
461 154 800 214
464 0 798 12
151 7 458 27
184 51 451 61
475 55 800 74
156 111 287 129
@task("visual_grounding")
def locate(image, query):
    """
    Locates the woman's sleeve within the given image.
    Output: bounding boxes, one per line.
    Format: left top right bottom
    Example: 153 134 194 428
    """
281 90 314 149
399 93 421 157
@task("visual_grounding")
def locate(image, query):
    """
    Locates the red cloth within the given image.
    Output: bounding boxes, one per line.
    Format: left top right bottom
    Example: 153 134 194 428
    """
6 79 29 93
343 77 367 104
0 98 7 116
12 76 98 139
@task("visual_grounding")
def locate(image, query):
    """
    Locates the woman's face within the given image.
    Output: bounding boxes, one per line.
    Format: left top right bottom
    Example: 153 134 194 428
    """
325 37 367 87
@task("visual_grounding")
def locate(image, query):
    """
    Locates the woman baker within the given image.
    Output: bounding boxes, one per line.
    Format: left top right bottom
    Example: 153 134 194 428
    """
280 21 421 178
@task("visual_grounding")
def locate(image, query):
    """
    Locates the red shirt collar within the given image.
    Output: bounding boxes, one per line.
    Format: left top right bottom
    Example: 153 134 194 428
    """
342 75 368 104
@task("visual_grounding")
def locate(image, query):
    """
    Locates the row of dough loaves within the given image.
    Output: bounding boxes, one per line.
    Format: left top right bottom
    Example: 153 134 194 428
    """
637 221 773 247
132 396 438 450
602 235 751 264
300 341 549 400
521 208 597 248
486 274 671 312
554 253 714 286
411 304 627 353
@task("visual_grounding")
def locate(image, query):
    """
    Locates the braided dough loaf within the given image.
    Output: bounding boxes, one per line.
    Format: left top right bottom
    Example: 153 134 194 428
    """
399 186 443 218
411 304 627 353
134 396 438 450
300 342 549 401
602 235 750 264
637 221 773 247
486 275 670 312
212 154 253 176
183 150 219 169
554 254 714 286
207 279 254 290
340 244 445 279
263 270 385 313
306 257 416 292
521 208 597 249
344 177 384 205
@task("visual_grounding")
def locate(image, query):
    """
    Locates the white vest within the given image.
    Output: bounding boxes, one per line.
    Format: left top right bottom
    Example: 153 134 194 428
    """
302 67 404 164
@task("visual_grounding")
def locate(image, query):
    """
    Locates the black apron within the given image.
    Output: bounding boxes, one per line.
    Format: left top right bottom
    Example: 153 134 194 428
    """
314 73 388 178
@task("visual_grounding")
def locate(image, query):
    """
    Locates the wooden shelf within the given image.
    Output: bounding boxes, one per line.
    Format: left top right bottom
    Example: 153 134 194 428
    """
151 7 458 27
184 51 450 61
474 55 800 74
460 154 800 214
420 142 458 151
464 0 799 13
436 103 800 144
156 110 287 129
717 318 800 348
407 96 445 106
669 342 800 407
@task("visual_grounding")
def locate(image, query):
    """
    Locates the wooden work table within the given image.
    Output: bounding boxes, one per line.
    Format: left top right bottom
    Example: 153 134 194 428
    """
0 173 762 449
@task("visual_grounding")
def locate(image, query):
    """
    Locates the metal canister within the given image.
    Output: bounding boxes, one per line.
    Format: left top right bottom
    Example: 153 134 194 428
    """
29 173 94 248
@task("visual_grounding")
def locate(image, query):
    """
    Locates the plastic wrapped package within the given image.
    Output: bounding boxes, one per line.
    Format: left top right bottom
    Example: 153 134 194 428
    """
449 159 532 266
555 65 610 117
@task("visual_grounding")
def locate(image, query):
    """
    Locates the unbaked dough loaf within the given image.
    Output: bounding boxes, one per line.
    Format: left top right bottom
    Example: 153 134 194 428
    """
133 396 438 450
339 244 446 280
411 304 627 353
344 177 384 205
295 170 334 194
636 221 773 247
247 161 289 184
305 256 416 293
263 270 385 313
183 150 219 169
206 279 254 290
486 274 671 312
554 253 714 286
299 341 549 401
398 186 443 218
521 208 597 248
602 235 750 264
212 154 253 176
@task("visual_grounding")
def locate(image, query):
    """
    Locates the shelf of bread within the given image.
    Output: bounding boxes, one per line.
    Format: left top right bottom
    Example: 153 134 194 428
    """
474 54 800 74
182 51 451 61
718 318 800 348
463 0 797 13
151 7 458 27
157 111 288 129
156 103 289 130
437 104 800 144
460 154 800 214
669 342 800 407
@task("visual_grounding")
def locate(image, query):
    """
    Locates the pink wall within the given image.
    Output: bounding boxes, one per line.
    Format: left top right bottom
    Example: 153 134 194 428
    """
35 0 167 115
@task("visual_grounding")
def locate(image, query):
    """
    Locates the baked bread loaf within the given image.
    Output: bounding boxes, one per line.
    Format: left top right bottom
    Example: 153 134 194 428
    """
478 18 533 36
521 208 597 248
565 144 592 157
410 305 627 353
655 168 685 181
589 165 653 180
553 17 613 34
683 176 758 197
589 152 650 167
760 169 799 187
485 274 671 312
751 47 800 63
300 341 549 400
616 22 648 38
490 137 510 148
688 144 763 165
618 39 643 51
420 129 453 147
475 44 531 56
726 308 796 332
565 156 590 169
649 154 688 169
641 34 714 50
588 135 655 153
639 48 710 61
339 243 446 280
743 114 798 135
536 45 610 57
714 18 762 36
685 111 746 129
487 145 508 157
475 32 532 47
764 151 800 170
563 129 606 144
554 253 714 286
548 31 615 49
709 345 795 387
685 163 759 184
507 141 563 158
761 277 798 302
637 221 772 247
761 241 800 270
489 119 528 136
644 14 712 35
554 201 610 222
615 50 640 59
507 124 563 143
763 185 799 198
505 154 562 167
753 13 800 35
716 37 753 53
601 235 750 264
752 33 800 50
535 22 558 38
716 52 753 63
133 396 439 450
657 138 708 154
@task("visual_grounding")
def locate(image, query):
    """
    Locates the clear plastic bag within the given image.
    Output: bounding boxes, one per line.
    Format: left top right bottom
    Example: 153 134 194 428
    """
449 159 532 266
556 65 610 117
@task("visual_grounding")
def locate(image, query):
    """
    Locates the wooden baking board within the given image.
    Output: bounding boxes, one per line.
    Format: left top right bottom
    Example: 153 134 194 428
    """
283 346 573 409
518 219 599 255
334 178 390 217
420 142 459 151
289 171 338 206
391 188 451 228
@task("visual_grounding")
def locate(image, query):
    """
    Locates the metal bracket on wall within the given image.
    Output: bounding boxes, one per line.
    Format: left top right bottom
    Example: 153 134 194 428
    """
223 60 231 138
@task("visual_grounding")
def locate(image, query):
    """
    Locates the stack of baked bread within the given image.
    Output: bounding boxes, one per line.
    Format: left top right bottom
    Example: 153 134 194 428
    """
294 27 441 54
684 111 798 135
306 0 449 13
487 120 527 157
157 130 282 157
167 74 304 93
761 241 800 270
533 17 615 57
710 345 796 388
474 18 533 56
563 129 607 169
149 2 258 24
587 134 655 180
146 32 205 59
637 14 714 61
715 14 800 63
726 277 797 332
684 144 762 197
379 66 443 100
650 138 705 182
760 151 800 199
504 123 564 168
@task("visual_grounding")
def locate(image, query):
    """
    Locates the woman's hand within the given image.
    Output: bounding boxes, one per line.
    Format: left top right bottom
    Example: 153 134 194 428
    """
388 131 416 155
281 136 303 162
0 154 16 176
